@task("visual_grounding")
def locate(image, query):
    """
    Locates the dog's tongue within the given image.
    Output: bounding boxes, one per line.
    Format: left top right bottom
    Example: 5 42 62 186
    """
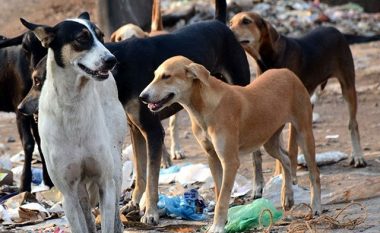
148 103 160 110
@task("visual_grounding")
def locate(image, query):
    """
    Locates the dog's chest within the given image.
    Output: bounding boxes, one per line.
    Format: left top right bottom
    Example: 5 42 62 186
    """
39 80 113 157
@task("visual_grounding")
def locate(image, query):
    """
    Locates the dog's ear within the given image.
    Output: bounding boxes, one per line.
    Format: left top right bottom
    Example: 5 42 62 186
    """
266 21 279 43
185 63 210 86
78 12 90 20
20 18 55 48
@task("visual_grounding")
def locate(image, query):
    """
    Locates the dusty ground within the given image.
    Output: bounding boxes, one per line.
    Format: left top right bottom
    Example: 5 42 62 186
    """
0 0 380 232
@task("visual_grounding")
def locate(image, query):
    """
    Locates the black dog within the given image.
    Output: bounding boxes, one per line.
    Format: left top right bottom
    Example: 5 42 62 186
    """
0 32 52 192
106 0 250 224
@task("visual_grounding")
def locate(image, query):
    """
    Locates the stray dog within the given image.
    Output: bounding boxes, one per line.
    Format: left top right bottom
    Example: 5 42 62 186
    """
110 0 184 163
140 56 321 232
110 0 166 42
18 56 47 117
0 32 51 191
230 12 365 182
21 12 127 233
107 0 250 224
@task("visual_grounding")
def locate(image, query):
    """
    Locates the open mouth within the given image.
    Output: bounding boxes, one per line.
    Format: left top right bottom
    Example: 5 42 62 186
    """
240 40 250 45
78 63 110 80
147 93 175 112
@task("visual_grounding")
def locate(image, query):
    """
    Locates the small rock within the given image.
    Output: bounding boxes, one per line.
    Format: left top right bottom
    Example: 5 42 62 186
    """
7 136 16 143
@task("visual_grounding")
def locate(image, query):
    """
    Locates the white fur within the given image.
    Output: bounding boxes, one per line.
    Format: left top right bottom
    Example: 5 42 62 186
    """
38 20 127 233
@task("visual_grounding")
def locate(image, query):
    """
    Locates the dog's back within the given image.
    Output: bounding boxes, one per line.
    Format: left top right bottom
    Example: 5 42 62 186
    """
283 27 355 92
108 20 250 103
212 69 311 150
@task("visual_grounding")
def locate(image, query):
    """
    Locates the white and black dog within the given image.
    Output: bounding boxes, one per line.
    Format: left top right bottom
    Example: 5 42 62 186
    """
21 12 127 233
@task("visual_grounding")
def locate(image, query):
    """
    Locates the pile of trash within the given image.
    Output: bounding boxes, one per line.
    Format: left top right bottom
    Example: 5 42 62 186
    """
239 0 380 36
1 144 378 232
163 0 380 37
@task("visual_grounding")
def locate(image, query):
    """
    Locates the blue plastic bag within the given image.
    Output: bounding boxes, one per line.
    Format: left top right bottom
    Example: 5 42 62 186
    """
158 189 207 220
31 168 43 185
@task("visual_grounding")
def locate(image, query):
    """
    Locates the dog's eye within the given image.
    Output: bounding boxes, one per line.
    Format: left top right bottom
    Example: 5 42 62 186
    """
242 18 252 25
75 31 90 44
34 77 41 87
162 74 171 80
95 29 105 43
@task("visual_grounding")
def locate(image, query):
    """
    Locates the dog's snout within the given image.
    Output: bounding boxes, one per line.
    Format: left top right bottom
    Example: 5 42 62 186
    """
103 55 117 69
139 93 149 103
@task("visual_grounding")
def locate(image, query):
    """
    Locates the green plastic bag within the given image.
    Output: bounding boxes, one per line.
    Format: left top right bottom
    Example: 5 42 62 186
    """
225 198 283 233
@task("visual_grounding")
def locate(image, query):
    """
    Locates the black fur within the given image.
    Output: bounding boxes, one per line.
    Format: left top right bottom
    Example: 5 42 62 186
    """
343 33 380 44
0 33 51 192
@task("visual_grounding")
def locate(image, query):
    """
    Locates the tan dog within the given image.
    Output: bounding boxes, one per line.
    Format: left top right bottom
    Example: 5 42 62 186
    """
230 12 365 178
110 0 184 163
140 56 321 232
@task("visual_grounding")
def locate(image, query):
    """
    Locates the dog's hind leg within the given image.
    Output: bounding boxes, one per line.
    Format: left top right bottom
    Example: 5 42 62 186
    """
339 78 366 167
294 124 321 215
264 128 294 211
16 113 34 192
251 150 264 199
288 124 299 185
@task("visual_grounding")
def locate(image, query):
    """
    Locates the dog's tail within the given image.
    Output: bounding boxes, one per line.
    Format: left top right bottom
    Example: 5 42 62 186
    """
215 0 227 23
0 33 25 48
344 33 380 44
151 0 163 32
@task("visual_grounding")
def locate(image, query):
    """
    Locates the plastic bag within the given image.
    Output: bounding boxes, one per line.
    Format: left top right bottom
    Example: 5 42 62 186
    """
158 189 207 221
225 198 282 233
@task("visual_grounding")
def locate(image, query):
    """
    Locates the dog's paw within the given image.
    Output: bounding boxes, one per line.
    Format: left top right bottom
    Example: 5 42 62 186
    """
281 193 294 211
161 149 173 169
349 154 367 168
171 149 185 160
140 209 159 225
161 157 172 169
252 186 263 200
206 224 225 233
120 201 139 215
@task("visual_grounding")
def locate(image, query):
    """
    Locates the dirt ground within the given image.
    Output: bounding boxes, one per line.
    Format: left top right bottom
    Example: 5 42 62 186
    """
0 0 380 232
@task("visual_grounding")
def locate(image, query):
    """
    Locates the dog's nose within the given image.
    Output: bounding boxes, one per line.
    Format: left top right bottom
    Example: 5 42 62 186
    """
103 55 117 70
139 93 149 103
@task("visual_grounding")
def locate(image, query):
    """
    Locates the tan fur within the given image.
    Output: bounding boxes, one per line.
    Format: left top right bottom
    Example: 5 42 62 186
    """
110 24 148 42
140 56 322 232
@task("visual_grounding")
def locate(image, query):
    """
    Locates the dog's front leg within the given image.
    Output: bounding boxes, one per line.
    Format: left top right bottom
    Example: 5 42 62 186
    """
30 119 54 187
251 150 264 199
62 187 89 233
126 121 147 211
16 113 34 192
169 114 185 160
208 135 240 233
193 125 222 198
140 125 163 225
100 179 117 233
